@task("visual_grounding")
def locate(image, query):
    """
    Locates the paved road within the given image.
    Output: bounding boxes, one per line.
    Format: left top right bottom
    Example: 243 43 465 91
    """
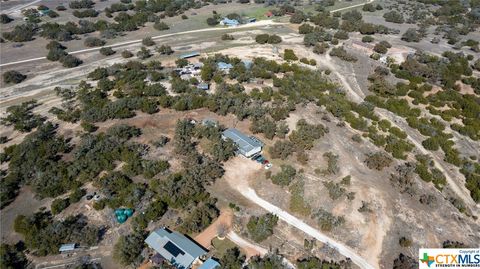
239 187 377 269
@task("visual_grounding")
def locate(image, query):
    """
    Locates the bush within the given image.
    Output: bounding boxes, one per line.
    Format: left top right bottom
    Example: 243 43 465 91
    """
329 46 357 62
156 45 173 55
69 188 86 203
113 232 145 266
401 28 421 42
2 24 36 42
3 70 27 84
362 35 374 42
1 100 45 132
373 43 388 54
383 11 404 23
47 48 67 61
72 9 98 18
0 14 13 24
153 21 169 31
99 47 115 56
269 140 295 160
362 3 376 12
51 198 70 214
121 50 134 58
142 37 155 46
136 47 151 60
221 34 234 40
283 49 298 61
69 0 94 9
60 54 82 68
364 152 393 170
271 165 296 186
247 213 278 242
255 34 282 44
84 37 105 47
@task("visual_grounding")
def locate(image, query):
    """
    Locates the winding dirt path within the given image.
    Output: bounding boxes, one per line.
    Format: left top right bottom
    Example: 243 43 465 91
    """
313 48 479 215
223 157 377 269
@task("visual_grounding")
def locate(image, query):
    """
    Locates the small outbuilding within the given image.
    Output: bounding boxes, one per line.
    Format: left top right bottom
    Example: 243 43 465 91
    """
179 51 200 59
197 83 210 90
219 18 240 27
59 243 76 252
199 258 221 269
217 62 233 72
222 128 263 158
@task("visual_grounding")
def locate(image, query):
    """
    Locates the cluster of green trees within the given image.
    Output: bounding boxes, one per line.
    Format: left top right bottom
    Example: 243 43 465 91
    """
14 212 100 256
247 213 279 242
255 34 282 44
0 243 28 269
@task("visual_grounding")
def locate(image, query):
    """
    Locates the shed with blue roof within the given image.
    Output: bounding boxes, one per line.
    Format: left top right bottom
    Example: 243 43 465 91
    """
199 258 221 269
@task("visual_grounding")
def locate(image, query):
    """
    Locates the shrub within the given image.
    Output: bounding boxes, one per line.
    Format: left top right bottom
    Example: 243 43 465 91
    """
383 11 404 23
121 50 134 58
334 30 349 40
271 165 296 186
255 34 282 44
362 3 376 12
399 236 412 247
283 49 298 61
156 45 173 55
2 24 36 42
247 213 278 242
60 54 82 68
72 9 98 18
84 37 105 47
373 43 388 54
362 35 374 43
3 70 27 84
69 0 94 9
99 47 115 56
51 198 70 214
142 37 155 46
364 152 393 170
329 46 357 62
269 140 295 160
312 208 345 231
153 21 169 31
401 28 421 42
221 34 234 40
0 14 13 24
47 48 67 61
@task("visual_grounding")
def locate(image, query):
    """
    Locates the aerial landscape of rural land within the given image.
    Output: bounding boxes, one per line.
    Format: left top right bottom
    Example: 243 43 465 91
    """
0 0 479 268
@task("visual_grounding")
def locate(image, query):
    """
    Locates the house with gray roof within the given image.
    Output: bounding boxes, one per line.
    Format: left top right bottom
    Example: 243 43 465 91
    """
145 227 207 269
222 128 263 158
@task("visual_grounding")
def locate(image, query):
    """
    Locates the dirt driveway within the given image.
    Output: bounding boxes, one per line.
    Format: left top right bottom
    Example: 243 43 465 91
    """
194 209 233 249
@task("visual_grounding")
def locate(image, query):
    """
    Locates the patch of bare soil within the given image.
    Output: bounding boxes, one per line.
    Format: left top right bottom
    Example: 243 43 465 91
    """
194 209 233 249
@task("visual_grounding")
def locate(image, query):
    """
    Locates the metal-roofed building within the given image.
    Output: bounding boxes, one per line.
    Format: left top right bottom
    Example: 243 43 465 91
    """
219 18 239 27
199 258 220 269
179 52 200 59
222 128 263 158
217 62 233 72
145 227 207 269
59 243 76 252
